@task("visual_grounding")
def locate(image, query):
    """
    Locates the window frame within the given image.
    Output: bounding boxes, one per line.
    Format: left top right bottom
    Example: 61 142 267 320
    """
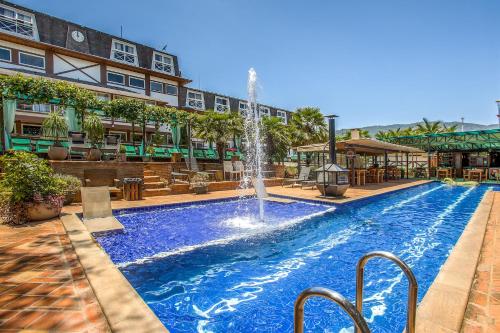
110 39 138 66
258 106 270 118
166 84 178 96
106 71 125 85
108 130 127 142
276 110 287 124
0 4 37 39
239 101 249 115
214 96 230 113
18 51 44 69
128 76 145 89
21 123 42 136
186 90 205 110
150 80 164 93
152 51 174 75
0 46 11 62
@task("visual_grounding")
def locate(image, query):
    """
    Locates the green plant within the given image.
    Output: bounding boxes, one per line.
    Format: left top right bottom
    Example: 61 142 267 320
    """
0 152 65 224
119 144 126 154
193 110 243 163
189 172 209 189
83 112 104 148
42 111 68 145
289 107 327 146
146 146 155 155
261 116 291 164
54 174 81 194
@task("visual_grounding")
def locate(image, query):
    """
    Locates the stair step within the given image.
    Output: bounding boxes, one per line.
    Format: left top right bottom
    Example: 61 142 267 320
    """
143 188 171 197
143 170 155 176
143 182 165 189
144 175 161 182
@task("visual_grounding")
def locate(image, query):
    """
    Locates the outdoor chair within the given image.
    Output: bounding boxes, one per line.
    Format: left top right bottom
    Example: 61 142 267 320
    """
225 151 234 160
167 147 181 155
69 132 89 160
193 149 205 159
180 148 190 159
10 137 32 152
282 166 311 187
152 147 171 159
101 135 120 160
224 161 241 180
233 160 245 180
124 145 140 159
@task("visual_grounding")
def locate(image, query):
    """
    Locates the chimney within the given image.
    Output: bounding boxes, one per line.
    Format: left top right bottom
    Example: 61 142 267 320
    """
350 129 360 140
326 115 338 164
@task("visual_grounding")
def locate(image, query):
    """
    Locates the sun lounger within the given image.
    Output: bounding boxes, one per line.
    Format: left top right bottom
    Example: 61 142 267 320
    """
204 149 219 160
11 137 32 152
282 166 311 187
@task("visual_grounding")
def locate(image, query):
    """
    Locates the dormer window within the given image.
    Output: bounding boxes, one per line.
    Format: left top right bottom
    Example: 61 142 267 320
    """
276 110 287 124
258 106 270 118
239 101 248 115
0 4 36 39
215 96 229 113
186 90 204 110
111 39 138 65
152 52 174 75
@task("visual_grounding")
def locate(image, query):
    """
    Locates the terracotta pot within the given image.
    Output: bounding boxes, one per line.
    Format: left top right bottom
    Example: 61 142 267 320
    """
86 148 102 161
48 146 68 160
192 186 208 194
27 201 62 221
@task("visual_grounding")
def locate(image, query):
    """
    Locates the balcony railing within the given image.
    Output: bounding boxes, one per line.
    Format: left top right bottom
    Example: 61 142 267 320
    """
0 15 33 37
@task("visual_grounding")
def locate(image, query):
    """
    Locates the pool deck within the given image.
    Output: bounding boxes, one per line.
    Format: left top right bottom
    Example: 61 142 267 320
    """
0 179 497 332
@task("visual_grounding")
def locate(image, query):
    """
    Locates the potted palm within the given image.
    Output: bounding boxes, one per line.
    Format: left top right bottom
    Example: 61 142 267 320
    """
190 172 209 194
42 111 69 160
83 112 104 161
142 146 155 162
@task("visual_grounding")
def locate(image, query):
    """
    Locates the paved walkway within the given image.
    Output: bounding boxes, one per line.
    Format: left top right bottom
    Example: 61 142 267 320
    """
0 218 109 332
462 192 500 333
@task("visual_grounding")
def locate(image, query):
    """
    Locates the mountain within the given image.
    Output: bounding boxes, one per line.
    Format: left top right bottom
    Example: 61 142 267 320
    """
337 121 498 136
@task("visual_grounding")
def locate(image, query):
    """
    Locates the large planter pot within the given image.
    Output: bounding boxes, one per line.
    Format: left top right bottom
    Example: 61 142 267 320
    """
48 146 68 160
86 148 101 161
27 201 62 221
192 186 208 194
316 184 349 197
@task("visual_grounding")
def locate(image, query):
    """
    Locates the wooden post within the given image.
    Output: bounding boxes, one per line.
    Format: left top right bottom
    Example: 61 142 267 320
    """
297 151 301 175
406 152 409 179
384 151 388 181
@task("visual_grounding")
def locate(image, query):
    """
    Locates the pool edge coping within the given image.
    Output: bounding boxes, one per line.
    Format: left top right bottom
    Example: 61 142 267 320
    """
60 213 169 333
414 189 495 332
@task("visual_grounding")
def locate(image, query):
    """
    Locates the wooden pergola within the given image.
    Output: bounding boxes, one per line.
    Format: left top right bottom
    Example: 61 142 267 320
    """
295 138 423 182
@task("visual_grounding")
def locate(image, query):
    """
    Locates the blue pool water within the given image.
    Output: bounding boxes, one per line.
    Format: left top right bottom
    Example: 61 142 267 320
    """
94 183 496 332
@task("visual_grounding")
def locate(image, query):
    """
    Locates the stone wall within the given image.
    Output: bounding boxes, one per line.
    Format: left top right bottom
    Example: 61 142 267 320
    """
50 161 144 183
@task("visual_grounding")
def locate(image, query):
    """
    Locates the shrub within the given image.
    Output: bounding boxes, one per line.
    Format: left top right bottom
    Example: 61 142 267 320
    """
42 111 68 144
0 152 65 224
189 172 209 189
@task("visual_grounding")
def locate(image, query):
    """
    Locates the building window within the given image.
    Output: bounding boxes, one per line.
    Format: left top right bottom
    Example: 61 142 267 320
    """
111 39 137 65
107 71 125 85
0 47 11 62
129 76 145 89
95 93 111 102
21 124 42 136
239 101 248 115
152 52 174 74
0 5 35 38
277 110 287 124
150 81 163 93
18 102 51 113
186 90 204 110
215 96 230 113
259 106 270 117
109 131 127 142
19 52 44 69
166 84 177 95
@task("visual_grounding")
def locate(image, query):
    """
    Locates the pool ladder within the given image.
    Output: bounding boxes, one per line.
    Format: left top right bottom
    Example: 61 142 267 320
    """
294 251 418 333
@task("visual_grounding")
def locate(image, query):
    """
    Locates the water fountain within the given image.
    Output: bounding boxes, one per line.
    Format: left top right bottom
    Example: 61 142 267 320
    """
241 68 266 221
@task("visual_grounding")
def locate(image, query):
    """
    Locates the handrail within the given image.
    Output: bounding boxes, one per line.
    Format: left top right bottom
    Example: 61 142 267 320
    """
355 251 418 333
294 287 371 333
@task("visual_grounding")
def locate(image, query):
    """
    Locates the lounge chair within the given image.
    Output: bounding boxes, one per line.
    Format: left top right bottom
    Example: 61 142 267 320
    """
152 147 171 159
204 148 219 160
69 132 89 160
167 147 181 155
193 149 205 159
35 139 54 154
11 137 32 152
224 161 241 180
282 166 311 187
225 151 234 160
124 145 140 159
180 148 190 159
101 135 120 160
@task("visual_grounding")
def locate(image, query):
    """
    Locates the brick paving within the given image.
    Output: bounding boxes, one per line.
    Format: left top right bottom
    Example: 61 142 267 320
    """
0 218 110 332
462 192 500 333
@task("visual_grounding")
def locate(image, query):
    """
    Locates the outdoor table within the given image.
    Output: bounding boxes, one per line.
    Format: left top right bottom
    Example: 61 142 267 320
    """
123 178 143 201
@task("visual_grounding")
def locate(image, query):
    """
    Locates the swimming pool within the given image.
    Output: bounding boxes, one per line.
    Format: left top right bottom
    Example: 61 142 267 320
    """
94 183 495 332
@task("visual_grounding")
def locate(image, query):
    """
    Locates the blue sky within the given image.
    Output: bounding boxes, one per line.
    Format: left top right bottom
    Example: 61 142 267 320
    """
10 0 500 129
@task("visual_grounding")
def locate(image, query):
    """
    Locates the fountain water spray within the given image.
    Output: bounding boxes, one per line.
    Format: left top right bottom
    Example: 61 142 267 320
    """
241 68 266 221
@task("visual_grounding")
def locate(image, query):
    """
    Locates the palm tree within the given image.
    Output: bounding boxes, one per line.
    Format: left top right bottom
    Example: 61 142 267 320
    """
415 118 444 134
289 107 327 146
442 123 458 133
338 129 371 141
193 110 243 163
261 116 291 164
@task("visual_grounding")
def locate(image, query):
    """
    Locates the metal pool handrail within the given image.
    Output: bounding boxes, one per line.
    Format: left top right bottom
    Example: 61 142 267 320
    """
355 251 418 333
294 287 371 333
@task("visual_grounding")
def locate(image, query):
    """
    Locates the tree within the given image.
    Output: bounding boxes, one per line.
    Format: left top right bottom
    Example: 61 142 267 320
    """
261 116 291 164
289 107 327 146
337 129 371 141
415 118 444 134
105 98 145 144
193 110 243 163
